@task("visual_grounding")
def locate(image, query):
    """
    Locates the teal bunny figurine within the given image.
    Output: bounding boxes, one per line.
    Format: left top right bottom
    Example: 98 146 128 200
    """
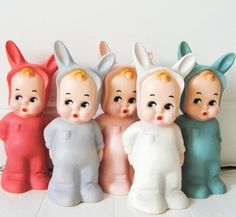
175 41 235 199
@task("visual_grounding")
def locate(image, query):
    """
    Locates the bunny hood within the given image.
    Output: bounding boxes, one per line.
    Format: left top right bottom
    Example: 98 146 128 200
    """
6 40 57 106
98 41 136 112
133 42 196 118
54 41 116 111
177 41 235 111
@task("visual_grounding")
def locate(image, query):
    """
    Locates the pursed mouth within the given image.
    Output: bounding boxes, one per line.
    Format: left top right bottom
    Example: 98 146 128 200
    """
157 115 163 121
73 114 79 118
22 108 27 112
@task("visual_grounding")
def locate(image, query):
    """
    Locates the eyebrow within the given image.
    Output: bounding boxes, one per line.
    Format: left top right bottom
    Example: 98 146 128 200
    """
196 92 202 94
32 90 37 92
149 94 155 96
169 95 174 98
116 90 122 92
15 88 20 91
84 94 90 97
133 90 136 93
214 93 218 96
66 93 71 95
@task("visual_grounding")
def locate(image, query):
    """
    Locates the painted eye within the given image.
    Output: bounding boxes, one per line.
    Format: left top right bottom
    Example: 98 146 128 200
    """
15 95 23 100
164 103 174 110
193 98 202 104
81 101 90 108
208 100 217 106
128 97 136 104
65 99 73 105
147 101 157 108
30 97 38 103
114 96 122 102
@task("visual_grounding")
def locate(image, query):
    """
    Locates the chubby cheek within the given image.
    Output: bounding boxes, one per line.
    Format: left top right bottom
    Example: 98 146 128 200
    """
28 103 44 114
140 107 156 123
128 104 137 116
58 106 72 119
10 100 21 113
162 110 178 124
106 101 122 115
208 106 220 118
79 108 95 121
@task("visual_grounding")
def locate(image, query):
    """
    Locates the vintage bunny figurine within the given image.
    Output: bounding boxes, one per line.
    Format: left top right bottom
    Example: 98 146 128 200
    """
123 42 196 214
96 41 138 195
44 41 116 206
0 41 57 193
175 41 235 199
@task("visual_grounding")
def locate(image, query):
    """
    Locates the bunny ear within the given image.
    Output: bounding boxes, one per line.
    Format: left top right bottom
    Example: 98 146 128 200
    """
133 42 153 75
54 40 76 69
5 40 27 68
97 52 116 77
178 41 192 59
43 54 58 75
99 41 111 57
172 53 196 78
212 53 235 74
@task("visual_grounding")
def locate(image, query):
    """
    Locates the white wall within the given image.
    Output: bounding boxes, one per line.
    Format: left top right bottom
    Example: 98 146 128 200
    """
0 0 235 166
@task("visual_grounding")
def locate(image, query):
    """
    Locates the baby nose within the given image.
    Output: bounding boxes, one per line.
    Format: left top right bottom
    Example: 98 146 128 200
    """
122 101 128 107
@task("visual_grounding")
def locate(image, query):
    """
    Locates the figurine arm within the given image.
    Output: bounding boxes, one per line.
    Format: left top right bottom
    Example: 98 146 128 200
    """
0 117 9 141
44 120 58 150
123 123 139 155
94 121 104 162
176 125 185 165
216 119 222 145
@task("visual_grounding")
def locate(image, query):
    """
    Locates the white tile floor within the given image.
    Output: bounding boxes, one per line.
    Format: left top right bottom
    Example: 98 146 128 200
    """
0 170 236 217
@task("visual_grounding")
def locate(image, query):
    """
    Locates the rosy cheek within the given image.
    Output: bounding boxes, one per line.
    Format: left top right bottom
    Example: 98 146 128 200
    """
128 104 137 115
140 107 155 122
10 101 21 112
107 102 121 114
79 108 94 121
59 106 72 119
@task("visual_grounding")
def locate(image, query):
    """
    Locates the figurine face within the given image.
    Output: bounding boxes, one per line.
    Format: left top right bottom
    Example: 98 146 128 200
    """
105 72 137 118
184 71 221 121
140 71 181 126
10 69 45 118
58 71 97 124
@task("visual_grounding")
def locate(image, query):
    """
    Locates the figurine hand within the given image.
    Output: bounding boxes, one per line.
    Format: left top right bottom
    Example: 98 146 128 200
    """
128 154 133 165
180 153 185 166
98 149 103 162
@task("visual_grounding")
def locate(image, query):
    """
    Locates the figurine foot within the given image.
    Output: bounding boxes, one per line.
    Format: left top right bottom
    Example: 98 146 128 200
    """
128 190 167 214
2 173 31 193
184 183 209 199
48 186 81 206
105 179 131 195
31 173 50 190
208 177 226 195
166 189 189 210
81 183 103 202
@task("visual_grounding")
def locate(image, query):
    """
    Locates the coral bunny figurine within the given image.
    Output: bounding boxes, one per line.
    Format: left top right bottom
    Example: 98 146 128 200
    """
0 41 57 193
44 41 116 206
96 41 138 195
175 41 235 199
123 43 196 214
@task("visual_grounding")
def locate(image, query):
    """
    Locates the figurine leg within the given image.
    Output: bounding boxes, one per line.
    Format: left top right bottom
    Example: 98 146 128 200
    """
30 154 50 190
99 155 132 195
207 160 226 195
2 157 30 193
165 169 189 210
182 161 209 199
80 164 103 202
48 165 81 206
128 171 167 214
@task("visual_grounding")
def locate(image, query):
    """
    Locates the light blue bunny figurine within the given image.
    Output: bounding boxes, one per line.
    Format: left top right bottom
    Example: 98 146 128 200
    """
44 41 116 206
176 41 235 199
